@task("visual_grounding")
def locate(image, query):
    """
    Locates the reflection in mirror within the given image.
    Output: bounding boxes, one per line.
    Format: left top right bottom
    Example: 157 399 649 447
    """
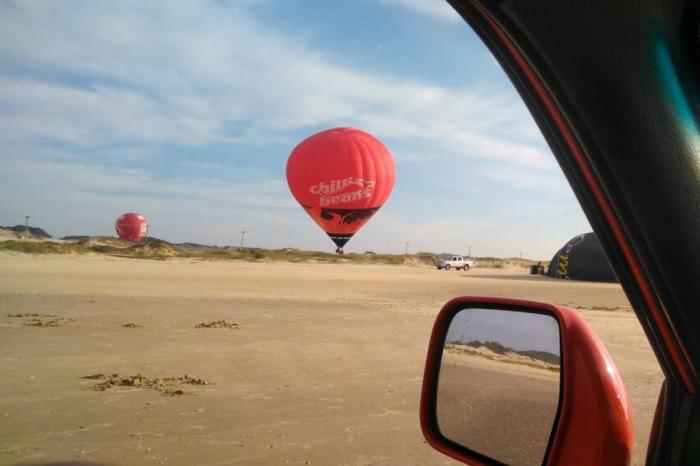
437 308 561 466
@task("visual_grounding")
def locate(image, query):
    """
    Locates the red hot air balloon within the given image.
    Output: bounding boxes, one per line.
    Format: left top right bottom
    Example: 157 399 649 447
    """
286 127 396 250
115 212 149 242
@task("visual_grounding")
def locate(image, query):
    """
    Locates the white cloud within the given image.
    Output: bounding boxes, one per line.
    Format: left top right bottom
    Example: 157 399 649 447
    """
0 152 293 210
0 0 548 168
480 164 573 194
378 0 461 23
0 78 210 145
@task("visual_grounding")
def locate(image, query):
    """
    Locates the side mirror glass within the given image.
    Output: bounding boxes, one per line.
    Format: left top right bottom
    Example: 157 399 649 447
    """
437 308 561 465
420 297 633 466
438 308 560 466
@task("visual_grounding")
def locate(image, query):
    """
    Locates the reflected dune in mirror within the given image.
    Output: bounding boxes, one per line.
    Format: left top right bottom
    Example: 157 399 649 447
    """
437 308 561 466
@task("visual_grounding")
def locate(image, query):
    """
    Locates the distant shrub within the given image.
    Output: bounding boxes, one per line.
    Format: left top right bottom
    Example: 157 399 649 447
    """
88 245 120 254
250 248 265 259
0 240 83 254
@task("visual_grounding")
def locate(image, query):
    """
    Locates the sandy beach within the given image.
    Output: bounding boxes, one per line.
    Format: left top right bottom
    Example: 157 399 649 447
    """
0 254 662 465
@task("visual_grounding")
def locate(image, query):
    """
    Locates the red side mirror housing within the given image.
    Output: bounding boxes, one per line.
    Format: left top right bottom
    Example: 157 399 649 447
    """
420 296 633 466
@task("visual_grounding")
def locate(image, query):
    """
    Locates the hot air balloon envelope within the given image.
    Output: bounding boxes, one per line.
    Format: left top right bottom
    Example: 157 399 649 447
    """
286 127 396 248
115 212 149 242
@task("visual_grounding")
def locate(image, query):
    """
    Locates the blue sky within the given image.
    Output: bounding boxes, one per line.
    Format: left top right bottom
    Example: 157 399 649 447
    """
0 0 590 258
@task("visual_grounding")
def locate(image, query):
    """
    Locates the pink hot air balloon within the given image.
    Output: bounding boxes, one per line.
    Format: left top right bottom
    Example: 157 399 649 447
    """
115 212 148 242
286 127 396 250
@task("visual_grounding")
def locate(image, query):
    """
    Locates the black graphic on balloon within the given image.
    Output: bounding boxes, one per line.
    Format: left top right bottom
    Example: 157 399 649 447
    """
319 207 379 225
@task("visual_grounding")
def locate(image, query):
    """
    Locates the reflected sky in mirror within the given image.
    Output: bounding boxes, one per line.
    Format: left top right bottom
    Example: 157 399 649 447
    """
446 307 560 356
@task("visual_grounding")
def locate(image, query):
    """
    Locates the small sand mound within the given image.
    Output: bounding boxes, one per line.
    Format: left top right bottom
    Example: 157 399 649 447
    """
25 316 74 327
7 313 71 327
129 239 181 257
195 320 239 329
82 373 208 396
121 322 142 328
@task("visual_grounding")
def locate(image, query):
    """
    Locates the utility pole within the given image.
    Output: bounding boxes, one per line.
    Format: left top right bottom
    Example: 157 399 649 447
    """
519 251 523 259
404 242 409 256
24 216 30 240
240 230 247 249
468 244 472 257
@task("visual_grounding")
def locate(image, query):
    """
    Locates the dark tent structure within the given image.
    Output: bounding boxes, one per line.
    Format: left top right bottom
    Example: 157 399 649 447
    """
547 233 618 282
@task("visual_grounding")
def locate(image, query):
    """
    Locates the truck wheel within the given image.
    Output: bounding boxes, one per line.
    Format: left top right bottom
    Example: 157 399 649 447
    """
463 264 470 271
445 264 451 270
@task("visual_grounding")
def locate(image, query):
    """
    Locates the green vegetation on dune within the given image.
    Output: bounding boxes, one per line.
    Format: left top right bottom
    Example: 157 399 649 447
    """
179 247 428 264
0 238 437 265
475 257 542 269
0 240 87 254
0 238 542 268
444 342 561 372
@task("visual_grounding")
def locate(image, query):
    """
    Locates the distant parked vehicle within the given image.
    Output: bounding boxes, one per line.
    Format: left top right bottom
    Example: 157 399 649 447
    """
436 255 473 271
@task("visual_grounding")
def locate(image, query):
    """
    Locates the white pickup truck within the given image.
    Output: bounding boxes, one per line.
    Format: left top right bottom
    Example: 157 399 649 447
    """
436 255 474 271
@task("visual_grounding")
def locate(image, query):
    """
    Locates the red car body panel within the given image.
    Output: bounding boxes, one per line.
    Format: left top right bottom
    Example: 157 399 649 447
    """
420 296 633 466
